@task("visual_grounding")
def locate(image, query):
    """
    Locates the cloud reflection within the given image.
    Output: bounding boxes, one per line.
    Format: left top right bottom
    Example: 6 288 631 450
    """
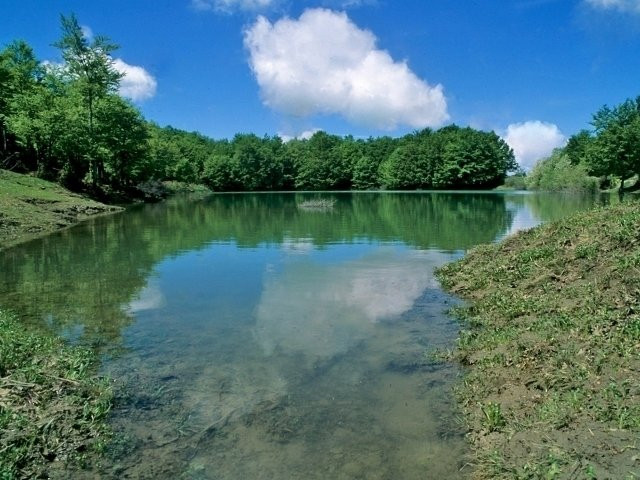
254 248 449 362
126 282 166 314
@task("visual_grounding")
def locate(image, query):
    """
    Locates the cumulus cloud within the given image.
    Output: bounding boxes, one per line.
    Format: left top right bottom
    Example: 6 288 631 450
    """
192 0 275 12
244 8 449 130
502 121 567 170
113 58 157 101
584 0 640 13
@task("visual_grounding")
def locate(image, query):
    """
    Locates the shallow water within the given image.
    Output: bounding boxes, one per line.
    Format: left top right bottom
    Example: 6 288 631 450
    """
0 191 602 479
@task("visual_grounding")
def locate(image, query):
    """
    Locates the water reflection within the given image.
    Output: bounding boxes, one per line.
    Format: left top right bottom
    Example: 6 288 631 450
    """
126 281 165 314
0 191 525 349
483 191 604 240
255 249 447 362
102 247 466 479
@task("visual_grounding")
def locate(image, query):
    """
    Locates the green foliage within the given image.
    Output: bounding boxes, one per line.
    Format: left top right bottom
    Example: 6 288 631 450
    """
201 154 235 190
526 151 598 192
0 310 113 478
0 41 44 172
380 142 427 189
564 129 593 166
294 131 343 190
380 126 516 190
1 15 149 196
94 95 149 187
547 96 640 192
587 97 640 190
482 402 506 432
432 126 516 189
351 155 380 189
54 14 124 187
500 170 527 190
232 133 285 190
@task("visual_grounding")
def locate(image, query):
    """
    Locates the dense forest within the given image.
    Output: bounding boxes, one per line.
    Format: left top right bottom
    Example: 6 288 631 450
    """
0 15 517 198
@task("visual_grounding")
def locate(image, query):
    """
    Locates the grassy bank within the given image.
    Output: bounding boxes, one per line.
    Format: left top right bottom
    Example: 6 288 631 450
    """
436 201 640 479
0 169 122 251
0 310 113 479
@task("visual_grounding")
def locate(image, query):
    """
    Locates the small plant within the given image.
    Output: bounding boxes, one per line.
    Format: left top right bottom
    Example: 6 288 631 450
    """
584 464 597 479
481 402 506 432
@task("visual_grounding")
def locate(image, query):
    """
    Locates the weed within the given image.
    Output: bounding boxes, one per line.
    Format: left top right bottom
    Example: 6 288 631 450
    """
0 309 113 478
481 402 506 432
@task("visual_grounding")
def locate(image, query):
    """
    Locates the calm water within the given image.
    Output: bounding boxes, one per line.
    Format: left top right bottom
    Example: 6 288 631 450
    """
0 192 603 479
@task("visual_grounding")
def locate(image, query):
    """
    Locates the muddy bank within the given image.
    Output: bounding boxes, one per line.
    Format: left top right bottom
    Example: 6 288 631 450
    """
437 201 640 479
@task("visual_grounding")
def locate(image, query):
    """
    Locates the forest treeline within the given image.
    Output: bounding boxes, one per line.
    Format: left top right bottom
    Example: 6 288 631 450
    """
0 15 517 197
523 96 640 192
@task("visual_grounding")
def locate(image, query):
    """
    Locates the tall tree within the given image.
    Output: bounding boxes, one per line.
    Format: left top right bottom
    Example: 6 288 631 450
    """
54 14 122 186
0 41 42 169
588 97 640 192
94 95 149 188
295 131 341 190
565 130 593 166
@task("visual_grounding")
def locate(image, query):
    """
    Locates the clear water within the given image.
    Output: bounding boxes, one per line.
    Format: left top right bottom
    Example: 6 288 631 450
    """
0 191 602 479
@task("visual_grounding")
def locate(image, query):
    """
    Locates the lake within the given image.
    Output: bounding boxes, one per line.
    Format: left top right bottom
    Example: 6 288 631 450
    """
0 191 604 479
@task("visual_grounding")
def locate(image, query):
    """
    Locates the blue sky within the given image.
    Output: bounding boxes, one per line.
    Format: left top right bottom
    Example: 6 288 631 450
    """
2 0 640 168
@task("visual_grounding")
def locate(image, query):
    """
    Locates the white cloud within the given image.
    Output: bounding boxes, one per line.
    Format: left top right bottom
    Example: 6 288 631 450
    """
113 58 157 101
244 8 449 130
41 59 65 72
502 121 567 170
585 0 640 13
192 0 275 12
278 128 320 142
325 0 376 7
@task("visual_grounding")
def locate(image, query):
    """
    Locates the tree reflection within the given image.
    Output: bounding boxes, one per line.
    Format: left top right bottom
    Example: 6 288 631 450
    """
0 191 566 351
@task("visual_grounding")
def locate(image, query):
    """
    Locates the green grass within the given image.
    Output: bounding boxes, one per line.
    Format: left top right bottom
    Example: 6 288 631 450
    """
0 169 122 250
437 201 640 479
0 310 113 479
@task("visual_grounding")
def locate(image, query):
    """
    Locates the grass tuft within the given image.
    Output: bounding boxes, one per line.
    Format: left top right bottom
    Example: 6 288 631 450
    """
0 310 113 479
